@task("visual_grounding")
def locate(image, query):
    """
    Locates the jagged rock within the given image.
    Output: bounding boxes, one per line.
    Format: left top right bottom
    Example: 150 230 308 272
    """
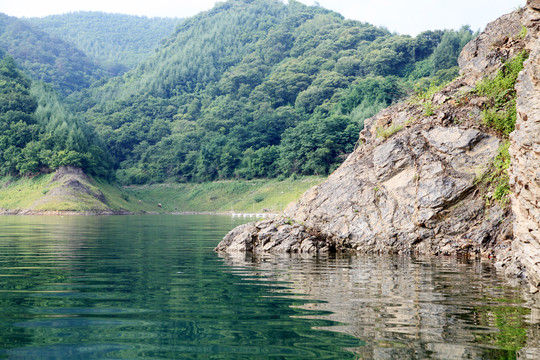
459 9 525 85
215 218 332 254
529 0 540 11
218 6 540 291
217 81 507 256
509 5 540 290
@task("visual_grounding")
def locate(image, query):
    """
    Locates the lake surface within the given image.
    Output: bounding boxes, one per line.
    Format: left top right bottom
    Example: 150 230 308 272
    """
0 215 538 359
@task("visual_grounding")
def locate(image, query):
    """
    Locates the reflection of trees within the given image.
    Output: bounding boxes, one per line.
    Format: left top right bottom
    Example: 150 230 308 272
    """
220 252 540 360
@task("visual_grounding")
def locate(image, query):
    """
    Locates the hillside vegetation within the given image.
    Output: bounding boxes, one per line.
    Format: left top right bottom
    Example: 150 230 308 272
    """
0 56 110 177
0 0 476 196
80 0 474 185
27 12 182 74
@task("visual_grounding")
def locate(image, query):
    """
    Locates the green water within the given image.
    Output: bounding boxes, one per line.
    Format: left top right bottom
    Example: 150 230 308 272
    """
0 215 538 359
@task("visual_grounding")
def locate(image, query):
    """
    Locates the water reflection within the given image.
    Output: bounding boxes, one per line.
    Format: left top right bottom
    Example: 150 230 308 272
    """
219 252 540 359
0 215 363 360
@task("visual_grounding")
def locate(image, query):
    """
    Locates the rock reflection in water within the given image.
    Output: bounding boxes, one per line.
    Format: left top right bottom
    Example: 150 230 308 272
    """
219 253 540 359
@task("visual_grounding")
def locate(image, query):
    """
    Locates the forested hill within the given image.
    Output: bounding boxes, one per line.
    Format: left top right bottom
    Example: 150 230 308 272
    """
27 12 182 74
83 0 474 185
0 13 112 96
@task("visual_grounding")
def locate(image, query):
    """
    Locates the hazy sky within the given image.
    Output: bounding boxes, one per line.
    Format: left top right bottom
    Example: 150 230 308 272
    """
1 0 525 36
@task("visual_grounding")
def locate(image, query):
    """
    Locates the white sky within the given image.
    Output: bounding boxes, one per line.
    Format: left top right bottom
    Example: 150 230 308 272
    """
0 0 526 36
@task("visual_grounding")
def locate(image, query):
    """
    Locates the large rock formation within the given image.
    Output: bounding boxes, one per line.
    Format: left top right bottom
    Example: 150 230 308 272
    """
218 4 540 290
216 80 511 256
510 1 540 292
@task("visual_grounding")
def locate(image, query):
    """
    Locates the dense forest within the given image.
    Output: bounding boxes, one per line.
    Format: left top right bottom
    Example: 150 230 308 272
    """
0 0 476 185
0 56 110 177
0 13 112 96
80 0 474 184
27 12 182 74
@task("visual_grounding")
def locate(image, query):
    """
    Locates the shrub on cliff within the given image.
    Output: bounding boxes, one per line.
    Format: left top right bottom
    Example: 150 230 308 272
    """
476 50 529 135
474 51 529 205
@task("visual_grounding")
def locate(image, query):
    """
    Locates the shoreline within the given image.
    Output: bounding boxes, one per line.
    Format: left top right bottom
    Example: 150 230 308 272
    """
0 208 280 217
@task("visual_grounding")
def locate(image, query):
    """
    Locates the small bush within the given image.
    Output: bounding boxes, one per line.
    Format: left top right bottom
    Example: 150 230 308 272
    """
253 195 264 203
413 80 448 103
422 101 435 116
411 80 450 116
516 26 527 40
476 51 528 135
376 123 404 139
480 141 511 205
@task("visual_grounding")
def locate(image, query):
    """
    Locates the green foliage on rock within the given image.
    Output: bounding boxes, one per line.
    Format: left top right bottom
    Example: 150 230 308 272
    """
477 141 512 206
472 52 529 206
476 50 529 135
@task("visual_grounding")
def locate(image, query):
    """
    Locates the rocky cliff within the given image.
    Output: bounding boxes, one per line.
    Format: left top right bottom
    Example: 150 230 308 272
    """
217 3 540 291
510 0 540 292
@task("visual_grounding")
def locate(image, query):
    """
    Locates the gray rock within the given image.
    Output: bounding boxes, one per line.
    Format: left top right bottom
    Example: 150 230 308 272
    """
510 12 540 291
458 9 525 85
215 218 331 254
529 0 540 11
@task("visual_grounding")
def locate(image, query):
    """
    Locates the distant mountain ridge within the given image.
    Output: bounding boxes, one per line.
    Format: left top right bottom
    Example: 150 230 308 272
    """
26 12 182 74
0 13 111 96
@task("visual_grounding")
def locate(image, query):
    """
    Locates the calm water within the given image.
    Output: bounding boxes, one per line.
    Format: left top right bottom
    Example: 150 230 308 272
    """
0 215 538 360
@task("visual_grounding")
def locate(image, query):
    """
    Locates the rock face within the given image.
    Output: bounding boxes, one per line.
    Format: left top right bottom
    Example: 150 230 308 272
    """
510 4 540 292
529 0 540 11
218 5 540 289
219 82 511 257
458 10 524 85
216 218 332 253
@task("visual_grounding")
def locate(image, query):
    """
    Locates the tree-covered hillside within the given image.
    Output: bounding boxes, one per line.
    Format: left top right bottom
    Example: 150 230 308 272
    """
27 12 182 74
0 13 112 96
82 0 473 184
0 55 110 177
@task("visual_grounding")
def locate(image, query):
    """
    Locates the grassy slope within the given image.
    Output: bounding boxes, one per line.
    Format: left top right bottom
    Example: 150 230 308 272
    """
0 175 325 214
0 174 134 212
0 175 55 209
124 176 325 214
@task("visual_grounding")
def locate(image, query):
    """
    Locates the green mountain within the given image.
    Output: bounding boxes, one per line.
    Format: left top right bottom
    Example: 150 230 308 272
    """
0 13 112 96
26 12 182 74
82 0 473 184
